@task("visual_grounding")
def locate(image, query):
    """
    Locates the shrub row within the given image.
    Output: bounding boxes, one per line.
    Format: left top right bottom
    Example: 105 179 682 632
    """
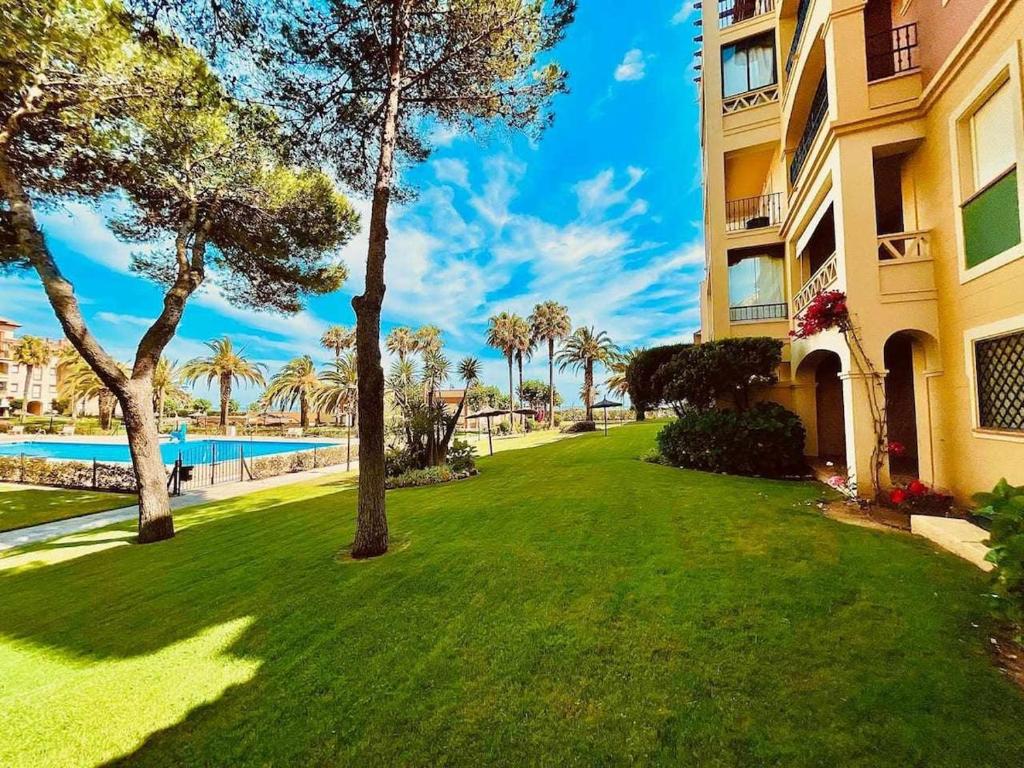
385 465 478 489
657 403 806 478
0 455 138 492
249 445 352 480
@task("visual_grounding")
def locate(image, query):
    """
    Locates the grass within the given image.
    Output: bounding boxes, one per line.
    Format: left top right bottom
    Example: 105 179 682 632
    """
0 422 1022 766
0 483 133 532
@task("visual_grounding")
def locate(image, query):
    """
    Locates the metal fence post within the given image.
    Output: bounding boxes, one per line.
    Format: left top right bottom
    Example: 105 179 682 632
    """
211 441 217 485
93 458 98 489
20 452 24 484
239 444 244 482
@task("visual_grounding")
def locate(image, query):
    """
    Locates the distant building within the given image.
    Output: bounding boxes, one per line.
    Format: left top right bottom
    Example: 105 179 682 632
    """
0 317 67 418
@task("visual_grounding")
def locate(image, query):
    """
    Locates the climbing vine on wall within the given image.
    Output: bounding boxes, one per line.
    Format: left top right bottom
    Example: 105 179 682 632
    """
792 291 888 498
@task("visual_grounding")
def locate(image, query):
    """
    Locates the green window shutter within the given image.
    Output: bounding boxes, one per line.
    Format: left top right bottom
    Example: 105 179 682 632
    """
962 167 1021 268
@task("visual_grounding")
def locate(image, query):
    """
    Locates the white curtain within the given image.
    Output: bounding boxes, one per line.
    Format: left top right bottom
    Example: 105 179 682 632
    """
746 39 776 91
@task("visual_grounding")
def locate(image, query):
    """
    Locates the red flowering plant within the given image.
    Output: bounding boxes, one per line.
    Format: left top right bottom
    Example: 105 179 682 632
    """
887 479 954 516
791 290 851 339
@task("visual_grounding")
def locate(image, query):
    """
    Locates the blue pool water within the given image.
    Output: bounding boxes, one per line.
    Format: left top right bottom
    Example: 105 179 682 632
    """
0 439 330 464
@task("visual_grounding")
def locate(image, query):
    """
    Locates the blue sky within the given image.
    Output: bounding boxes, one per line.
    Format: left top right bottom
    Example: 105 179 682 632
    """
2 0 704 407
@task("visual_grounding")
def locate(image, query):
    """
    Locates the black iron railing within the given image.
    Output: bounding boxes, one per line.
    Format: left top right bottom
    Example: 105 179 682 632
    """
789 74 828 185
725 192 783 231
730 303 788 322
866 22 918 81
786 0 813 75
719 0 776 28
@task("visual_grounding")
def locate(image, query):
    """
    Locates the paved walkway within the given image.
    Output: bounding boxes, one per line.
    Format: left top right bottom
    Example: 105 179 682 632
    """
0 463 356 552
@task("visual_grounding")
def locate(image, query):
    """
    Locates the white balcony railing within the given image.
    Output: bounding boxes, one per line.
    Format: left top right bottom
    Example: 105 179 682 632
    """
722 84 780 114
877 230 928 261
793 251 838 314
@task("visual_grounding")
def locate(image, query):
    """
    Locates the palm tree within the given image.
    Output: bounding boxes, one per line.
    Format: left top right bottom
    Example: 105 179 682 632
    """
511 318 533 425
529 301 571 428
415 325 443 356
422 348 451 400
56 345 83 421
486 312 521 425
264 355 321 429
606 347 645 400
320 325 356 361
182 338 267 429
13 336 51 422
315 353 358 466
57 356 126 430
385 326 418 363
152 358 189 431
557 327 619 421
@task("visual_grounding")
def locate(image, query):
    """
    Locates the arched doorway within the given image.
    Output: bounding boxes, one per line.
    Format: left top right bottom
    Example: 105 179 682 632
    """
884 333 919 479
26 400 44 416
814 353 846 463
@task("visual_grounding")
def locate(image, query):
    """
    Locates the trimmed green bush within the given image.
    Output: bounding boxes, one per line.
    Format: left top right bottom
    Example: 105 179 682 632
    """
560 420 596 434
657 403 806 478
446 439 477 474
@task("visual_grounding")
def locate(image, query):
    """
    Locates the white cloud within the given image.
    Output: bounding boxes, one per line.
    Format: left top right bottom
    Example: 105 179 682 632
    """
95 312 155 328
671 1 696 25
433 158 471 189
573 166 646 218
427 122 464 147
614 49 648 82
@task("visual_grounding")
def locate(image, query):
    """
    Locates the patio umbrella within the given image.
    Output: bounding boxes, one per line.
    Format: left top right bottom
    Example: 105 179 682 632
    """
591 398 622 436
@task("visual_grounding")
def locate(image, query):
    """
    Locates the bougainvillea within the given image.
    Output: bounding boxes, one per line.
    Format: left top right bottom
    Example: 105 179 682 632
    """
791 290 851 339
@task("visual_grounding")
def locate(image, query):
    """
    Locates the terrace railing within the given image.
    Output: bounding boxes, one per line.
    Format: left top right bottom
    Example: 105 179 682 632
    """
866 23 919 81
722 83 779 114
719 0 776 29
877 230 929 261
788 74 829 186
730 303 788 322
793 251 839 314
786 0 813 75
725 192 783 231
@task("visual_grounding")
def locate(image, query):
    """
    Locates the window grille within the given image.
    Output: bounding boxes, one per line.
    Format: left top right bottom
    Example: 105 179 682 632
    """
975 330 1024 431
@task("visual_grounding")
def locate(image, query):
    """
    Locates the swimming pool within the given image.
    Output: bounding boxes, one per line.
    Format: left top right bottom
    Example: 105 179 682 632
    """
0 439 331 464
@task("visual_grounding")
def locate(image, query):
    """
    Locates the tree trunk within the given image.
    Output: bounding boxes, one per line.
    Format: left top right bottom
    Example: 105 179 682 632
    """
99 390 114 430
118 377 175 543
517 354 525 428
157 390 165 432
636 407 646 422
219 374 230 429
350 2 412 559
20 364 32 422
300 393 308 429
548 338 555 429
584 361 594 421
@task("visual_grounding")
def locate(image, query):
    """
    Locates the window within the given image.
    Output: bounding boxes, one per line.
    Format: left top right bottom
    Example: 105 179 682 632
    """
722 33 777 97
728 246 786 321
975 330 1024 432
958 76 1022 271
970 81 1015 190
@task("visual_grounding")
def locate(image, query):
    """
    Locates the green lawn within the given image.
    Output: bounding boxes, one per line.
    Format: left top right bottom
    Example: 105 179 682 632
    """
0 483 133 532
1 422 1022 766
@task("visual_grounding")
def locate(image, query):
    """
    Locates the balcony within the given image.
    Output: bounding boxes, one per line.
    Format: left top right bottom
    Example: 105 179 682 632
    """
788 74 828 186
726 192 783 231
729 303 788 322
785 0 813 76
0 341 12 360
793 251 838 314
718 0 776 29
878 230 936 298
866 23 919 82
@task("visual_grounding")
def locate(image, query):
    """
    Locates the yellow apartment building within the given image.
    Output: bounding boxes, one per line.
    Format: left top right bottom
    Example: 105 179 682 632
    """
0 316 67 418
697 0 1024 498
